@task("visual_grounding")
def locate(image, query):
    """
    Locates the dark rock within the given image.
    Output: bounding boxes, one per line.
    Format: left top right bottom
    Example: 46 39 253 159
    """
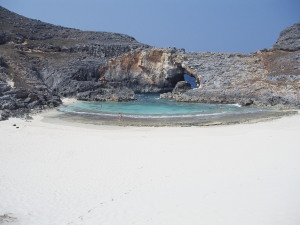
272 23 300 51
0 31 10 44
160 81 191 99
0 83 11 94
27 101 39 109
77 88 136 102
47 99 61 107
0 100 17 110
4 89 29 99
0 110 10 121
0 6 148 120
0 95 12 101
24 97 32 103
172 81 191 94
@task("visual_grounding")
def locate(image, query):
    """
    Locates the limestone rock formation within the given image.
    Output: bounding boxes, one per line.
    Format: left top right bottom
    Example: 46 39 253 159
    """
272 23 300 51
97 45 300 107
160 81 191 99
0 6 148 120
0 76 61 120
98 48 186 93
76 88 136 102
166 50 300 106
94 20 300 107
172 81 192 94
0 5 299 120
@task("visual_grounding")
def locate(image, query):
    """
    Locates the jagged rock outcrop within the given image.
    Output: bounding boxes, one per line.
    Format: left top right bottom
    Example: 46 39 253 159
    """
162 50 300 106
0 6 148 92
76 88 136 101
172 81 192 94
0 5 299 120
94 20 300 107
97 44 300 107
272 23 300 51
0 76 61 120
160 81 191 99
0 6 148 120
159 24 299 106
98 48 186 93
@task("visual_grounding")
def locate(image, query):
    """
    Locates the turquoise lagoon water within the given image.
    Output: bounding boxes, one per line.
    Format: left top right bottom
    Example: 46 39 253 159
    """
60 94 261 118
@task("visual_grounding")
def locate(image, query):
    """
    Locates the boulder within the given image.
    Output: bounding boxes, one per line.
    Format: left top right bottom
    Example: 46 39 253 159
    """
160 92 173 99
0 110 10 121
0 31 10 45
0 83 11 94
77 88 136 102
172 81 191 95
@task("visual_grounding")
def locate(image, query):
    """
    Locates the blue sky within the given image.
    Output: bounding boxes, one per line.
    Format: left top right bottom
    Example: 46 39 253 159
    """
1 0 299 53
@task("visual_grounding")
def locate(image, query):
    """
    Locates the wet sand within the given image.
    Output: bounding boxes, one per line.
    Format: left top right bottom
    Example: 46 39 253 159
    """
46 108 298 127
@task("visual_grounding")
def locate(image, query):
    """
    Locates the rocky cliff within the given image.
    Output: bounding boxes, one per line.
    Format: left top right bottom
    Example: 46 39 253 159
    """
0 6 299 120
0 6 148 120
97 48 186 93
96 23 300 107
170 49 300 106
172 23 300 106
272 23 300 51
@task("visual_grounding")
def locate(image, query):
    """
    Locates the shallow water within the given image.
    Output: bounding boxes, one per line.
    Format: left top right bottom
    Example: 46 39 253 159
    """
60 94 262 119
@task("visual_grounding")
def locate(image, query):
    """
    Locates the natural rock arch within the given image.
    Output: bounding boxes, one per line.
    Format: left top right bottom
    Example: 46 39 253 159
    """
97 48 201 93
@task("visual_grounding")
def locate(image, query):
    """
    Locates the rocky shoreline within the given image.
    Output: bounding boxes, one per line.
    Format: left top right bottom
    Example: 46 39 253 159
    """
0 6 299 121
0 78 61 120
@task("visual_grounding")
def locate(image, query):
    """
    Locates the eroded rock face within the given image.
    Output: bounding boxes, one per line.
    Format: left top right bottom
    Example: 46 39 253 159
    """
0 78 61 121
172 81 192 94
97 43 300 107
174 50 300 106
160 81 191 99
0 6 148 119
76 88 135 102
272 23 300 51
0 6 147 96
1 5 300 122
98 48 185 93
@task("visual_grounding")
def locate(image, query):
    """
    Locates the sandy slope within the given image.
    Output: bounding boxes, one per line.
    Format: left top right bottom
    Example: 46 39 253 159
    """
0 111 300 225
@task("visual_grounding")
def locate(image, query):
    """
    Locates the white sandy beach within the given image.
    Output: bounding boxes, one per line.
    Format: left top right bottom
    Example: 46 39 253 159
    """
0 111 300 225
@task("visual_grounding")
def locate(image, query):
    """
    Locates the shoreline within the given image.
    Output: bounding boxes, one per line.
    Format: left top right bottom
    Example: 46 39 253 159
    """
2 96 299 127
1 105 300 225
3 106 299 131
49 97 298 127
45 107 298 127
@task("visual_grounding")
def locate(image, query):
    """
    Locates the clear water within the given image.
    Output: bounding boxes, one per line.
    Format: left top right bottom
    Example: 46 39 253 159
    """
60 93 261 118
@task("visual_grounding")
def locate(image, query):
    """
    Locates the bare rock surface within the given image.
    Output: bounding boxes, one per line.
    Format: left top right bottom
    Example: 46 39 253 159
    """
272 23 300 51
98 47 300 107
0 6 148 120
176 50 300 106
0 5 299 120
98 48 185 93
160 81 191 99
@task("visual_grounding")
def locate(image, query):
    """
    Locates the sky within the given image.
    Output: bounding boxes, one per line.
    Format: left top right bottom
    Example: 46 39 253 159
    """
0 0 299 53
